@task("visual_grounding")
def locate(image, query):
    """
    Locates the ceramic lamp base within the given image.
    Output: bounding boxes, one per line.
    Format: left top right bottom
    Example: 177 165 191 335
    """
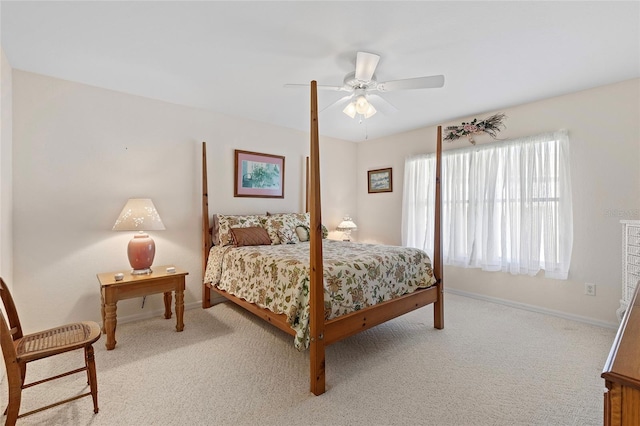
128 232 156 274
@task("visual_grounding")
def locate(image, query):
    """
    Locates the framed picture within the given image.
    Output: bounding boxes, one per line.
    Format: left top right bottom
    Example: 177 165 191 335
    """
234 150 285 198
368 167 392 193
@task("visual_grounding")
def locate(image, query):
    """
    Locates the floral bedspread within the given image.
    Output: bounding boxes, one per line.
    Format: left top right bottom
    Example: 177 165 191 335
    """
204 240 436 350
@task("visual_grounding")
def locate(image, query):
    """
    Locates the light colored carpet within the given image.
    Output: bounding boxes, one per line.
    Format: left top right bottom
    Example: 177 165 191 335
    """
1 293 615 426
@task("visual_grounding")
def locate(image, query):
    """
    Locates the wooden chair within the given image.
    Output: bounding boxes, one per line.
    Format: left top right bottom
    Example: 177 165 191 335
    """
0 278 101 425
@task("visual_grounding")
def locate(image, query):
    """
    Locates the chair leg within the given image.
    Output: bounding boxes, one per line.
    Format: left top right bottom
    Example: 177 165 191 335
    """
3 355 27 416
19 364 26 387
5 366 22 426
85 345 99 414
85 350 90 386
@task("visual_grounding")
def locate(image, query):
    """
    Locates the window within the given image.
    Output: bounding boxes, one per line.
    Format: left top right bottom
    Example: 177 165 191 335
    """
402 130 572 279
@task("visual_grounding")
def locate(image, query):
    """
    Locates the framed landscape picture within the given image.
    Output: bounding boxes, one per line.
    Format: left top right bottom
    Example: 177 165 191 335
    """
368 167 392 193
234 150 285 198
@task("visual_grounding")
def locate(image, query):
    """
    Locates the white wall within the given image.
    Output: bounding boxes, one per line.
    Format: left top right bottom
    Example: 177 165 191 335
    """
0 45 13 385
0 47 13 285
10 68 638 331
12 70 356 332
357 79 640 326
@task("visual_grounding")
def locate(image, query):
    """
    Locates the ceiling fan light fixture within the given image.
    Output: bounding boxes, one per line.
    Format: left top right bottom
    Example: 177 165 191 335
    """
343 95 377 119
354 95 370 115
364 103 377 118
286 51 445 125
343 102 357 118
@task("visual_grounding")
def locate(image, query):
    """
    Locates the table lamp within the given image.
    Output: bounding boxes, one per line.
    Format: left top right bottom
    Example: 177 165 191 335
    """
112 198 165 275
336 215 357 242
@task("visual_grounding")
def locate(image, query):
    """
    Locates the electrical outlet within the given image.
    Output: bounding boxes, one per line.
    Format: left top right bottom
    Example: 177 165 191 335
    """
585 283 596 296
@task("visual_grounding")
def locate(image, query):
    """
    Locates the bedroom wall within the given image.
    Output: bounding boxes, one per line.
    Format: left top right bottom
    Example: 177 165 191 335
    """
357 78 640 326
0 45 13 385
11 70 357 332
0 46 13 286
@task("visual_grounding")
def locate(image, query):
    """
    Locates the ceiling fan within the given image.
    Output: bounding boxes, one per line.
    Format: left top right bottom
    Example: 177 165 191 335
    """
285 51 445 119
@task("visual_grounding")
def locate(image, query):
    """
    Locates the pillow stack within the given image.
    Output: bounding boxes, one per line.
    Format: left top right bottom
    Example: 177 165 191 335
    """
214 212 316 247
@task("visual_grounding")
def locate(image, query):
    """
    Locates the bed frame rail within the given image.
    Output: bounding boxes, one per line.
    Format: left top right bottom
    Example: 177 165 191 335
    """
210 286 296 337
324 286 438 345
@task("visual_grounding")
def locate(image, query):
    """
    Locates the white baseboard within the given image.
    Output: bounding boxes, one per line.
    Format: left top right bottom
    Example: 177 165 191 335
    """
445 287 619 329
112 290 619 331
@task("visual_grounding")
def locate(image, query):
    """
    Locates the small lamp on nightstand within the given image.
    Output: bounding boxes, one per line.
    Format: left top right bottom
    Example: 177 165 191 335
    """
336 215 357 242
113 198 165 275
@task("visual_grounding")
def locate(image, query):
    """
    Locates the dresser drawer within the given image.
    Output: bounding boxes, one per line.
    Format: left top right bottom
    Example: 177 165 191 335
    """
628 226 640 237
629 235 640 247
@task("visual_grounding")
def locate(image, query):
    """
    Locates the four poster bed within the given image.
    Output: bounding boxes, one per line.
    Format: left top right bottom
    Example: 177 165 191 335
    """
201 81 443 395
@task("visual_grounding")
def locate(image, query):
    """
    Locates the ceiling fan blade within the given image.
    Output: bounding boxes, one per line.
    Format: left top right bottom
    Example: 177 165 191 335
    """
320 94 353 113
355 52 380 82
376 75 445 92
367 94 398 116
284 83 347 91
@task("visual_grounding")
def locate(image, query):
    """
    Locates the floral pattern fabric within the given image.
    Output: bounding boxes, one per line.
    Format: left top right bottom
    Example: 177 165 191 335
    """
204 239 436 350
262 213 310 245
217 214 267 246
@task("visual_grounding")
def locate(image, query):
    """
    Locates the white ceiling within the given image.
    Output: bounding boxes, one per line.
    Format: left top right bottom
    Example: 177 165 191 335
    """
1 1 639 142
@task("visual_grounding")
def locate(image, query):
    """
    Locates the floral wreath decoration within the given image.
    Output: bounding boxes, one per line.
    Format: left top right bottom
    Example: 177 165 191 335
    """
444 113 507 145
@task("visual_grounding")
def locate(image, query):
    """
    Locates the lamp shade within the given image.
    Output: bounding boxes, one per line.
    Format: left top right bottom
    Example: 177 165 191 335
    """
336 215 357 242
336 217 357 231
113 198 165 275
112 198 165 231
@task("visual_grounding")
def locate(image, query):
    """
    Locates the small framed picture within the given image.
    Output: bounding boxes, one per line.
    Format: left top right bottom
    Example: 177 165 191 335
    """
234 150 285 198
368 167 392 193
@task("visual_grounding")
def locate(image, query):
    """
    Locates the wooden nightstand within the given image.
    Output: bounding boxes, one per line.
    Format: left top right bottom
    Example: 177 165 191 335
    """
96 265 188 350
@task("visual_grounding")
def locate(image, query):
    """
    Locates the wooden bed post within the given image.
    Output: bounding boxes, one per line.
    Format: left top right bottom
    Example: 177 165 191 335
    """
202 141 212 309
309 81 326 395
433 126 444 329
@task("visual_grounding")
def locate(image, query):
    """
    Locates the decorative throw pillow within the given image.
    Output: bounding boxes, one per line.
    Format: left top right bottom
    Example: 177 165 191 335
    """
278 228 298 244
296 224 328 240
262 213 309 245
295 225 310 242
299 212 312 228
217 214 266 246
230 226 272 247
266 212 310 227
210 215 220 246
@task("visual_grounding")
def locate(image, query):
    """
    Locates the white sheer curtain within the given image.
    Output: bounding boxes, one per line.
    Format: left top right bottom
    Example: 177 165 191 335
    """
402 130 573 279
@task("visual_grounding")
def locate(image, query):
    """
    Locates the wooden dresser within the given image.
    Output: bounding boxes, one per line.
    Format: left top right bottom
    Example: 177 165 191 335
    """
602 282 640 425
618 220 640 320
